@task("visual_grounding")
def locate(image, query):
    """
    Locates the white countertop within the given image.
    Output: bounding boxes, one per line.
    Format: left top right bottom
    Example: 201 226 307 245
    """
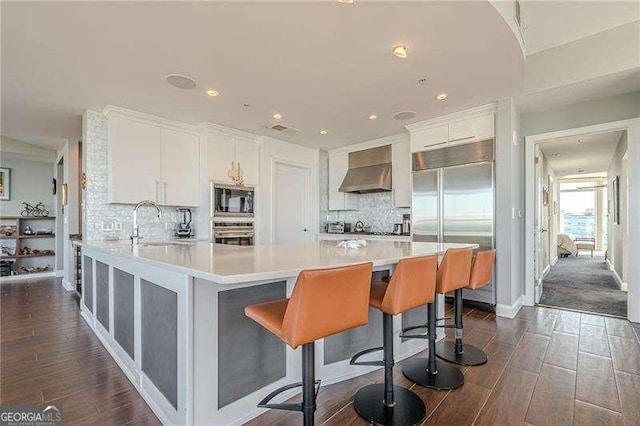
318 232 411 242
84 240 478 285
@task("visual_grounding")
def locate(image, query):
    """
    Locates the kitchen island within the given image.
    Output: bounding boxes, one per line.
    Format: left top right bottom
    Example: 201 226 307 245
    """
80 240 477 425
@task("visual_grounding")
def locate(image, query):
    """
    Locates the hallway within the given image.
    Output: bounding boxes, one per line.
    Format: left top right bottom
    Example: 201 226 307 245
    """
540 253 627 317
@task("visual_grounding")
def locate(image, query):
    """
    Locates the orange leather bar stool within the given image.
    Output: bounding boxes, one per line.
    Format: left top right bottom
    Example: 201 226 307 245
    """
245 262 373 426
349 256 437 425
402 247 472 390
437 249 496 366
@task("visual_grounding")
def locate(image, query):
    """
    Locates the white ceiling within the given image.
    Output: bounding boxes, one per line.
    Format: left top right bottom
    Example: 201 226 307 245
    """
539 130 624 177
1 1 523 151
522 0 640 55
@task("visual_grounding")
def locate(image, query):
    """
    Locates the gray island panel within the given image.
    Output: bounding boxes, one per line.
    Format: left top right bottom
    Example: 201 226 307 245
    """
217 281 287 408
83 255 93 313
113 268 135 359
96 261 109 331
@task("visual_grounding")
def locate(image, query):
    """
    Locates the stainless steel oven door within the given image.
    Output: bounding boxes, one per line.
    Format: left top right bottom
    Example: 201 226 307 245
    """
213 231 254 246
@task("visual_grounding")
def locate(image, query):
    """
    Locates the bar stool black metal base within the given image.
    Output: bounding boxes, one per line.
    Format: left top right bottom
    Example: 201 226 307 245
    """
402 358 465 390
353 384 426 426
436 341 488 366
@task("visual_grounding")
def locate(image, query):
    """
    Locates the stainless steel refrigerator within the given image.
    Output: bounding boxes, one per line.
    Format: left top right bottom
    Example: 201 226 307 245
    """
412 139 495 304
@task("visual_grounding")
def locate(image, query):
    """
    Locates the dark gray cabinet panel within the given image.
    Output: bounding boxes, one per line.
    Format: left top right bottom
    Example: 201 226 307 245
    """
141 279 178 409
218 281 287 409
83 255 93 313
324 307 383 365
96 261 110 331
113 268 135 359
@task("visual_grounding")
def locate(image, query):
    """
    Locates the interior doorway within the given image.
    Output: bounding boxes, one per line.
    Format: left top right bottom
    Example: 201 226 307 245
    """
531 129 628 317
273 161 312 244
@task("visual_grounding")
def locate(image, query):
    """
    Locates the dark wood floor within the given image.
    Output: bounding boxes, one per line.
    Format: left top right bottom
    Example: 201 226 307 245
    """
0 278 160 425
3 278 640 425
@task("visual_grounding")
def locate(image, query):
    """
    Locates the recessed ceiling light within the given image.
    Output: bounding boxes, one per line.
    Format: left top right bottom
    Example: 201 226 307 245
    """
392 45 407 59
551 153 560 157
578 168 585 173
319 130 328 135
337 0 354 3
206 89 220 97
393 110 416 120
166 74 197 90
577 139 583 143
273 113 282 120
369 114 378 121
435 93 448 101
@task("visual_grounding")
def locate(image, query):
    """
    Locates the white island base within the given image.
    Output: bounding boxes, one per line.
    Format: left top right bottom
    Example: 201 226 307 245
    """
80 240 476 425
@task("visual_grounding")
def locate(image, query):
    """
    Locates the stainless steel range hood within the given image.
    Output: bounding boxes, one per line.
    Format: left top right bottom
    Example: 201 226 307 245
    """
339 145 392 193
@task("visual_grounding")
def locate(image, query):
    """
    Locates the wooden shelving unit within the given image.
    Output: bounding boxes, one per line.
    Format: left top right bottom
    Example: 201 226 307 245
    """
0 216 56 277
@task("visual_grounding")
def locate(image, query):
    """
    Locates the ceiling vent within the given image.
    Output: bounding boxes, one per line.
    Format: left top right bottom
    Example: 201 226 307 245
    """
266 123 300 135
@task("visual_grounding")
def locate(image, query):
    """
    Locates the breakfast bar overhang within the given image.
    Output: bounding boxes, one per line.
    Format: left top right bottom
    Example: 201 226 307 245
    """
80 240 477 425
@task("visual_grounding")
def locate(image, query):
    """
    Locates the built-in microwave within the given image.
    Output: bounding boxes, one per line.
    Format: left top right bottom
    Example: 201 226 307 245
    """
211 182 255 217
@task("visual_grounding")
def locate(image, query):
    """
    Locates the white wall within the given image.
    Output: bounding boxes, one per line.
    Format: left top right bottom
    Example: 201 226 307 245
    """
494 98 525 314
522 91 640 137
258 137 319 245
607 132 629 287
0 156 55 216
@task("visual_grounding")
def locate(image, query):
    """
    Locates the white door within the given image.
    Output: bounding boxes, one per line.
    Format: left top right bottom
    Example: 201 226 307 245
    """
534 146 545 303
274 162 311 244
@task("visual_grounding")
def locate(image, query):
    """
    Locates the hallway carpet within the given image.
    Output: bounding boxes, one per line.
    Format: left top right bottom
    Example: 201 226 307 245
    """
540 254 627 317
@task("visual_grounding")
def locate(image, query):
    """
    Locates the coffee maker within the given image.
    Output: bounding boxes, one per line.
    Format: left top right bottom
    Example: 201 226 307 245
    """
176 208 193 238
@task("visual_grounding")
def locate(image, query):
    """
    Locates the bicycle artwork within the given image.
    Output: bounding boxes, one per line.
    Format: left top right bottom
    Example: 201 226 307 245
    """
21 202 50 217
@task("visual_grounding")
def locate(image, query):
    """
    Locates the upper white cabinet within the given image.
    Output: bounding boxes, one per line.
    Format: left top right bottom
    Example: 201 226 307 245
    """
208 131 260 186
328 152 357 211
448 115 494 145
410 125 449 152
392 138 411 208
409 113 495 153
107 109 200 207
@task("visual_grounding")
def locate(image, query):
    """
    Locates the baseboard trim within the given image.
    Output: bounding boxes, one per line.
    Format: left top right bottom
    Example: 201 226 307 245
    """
0 271 55 283
496 295 524 319
606 259 625 290
552 256 559 266
542 264 551 278
55 269 64 277
61 279 75 291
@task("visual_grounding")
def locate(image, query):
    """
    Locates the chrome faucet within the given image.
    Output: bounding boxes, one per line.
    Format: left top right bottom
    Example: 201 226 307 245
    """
131 200 162 246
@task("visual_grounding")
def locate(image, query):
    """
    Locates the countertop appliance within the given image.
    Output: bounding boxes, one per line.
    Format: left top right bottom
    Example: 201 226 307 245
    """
412 139 496 304
402 213 411 235
327 222 351 234
354 221 365 233
339 145 392 193
212 221 254 245
393 224 403 235
176 208 193 238
211 182 255 217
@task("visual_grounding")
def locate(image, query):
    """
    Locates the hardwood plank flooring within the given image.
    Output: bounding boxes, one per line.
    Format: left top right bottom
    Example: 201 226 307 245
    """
0 278 160 425
4 278 640 425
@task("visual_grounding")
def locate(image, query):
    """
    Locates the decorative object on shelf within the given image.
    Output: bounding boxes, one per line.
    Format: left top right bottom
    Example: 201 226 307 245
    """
0 225 17 238
0 260 14 276
21 265 51 274
35 228 54 235
62 183 68 206
20 202 49 217
227 161 244 186
52 178 57 195
81 172 87 190
22 226 34 235
0 167 10 201
1 243 16 256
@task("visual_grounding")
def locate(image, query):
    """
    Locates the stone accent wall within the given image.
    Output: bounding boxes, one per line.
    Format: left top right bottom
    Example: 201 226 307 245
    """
83 111 196 241
319 150 410 233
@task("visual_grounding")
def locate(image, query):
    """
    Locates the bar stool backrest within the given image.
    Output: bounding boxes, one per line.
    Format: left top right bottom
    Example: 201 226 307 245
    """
468 250 496 290
282 262 373 348
381 255 438 315
436 248 473 294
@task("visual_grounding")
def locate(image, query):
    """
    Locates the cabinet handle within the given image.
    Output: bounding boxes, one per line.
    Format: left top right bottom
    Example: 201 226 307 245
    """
163 181 167 205
448 135 476 143
424 141 448 148
155 180 160 203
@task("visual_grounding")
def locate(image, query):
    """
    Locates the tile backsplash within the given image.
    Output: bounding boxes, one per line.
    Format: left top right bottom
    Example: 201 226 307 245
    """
83 111 199 241
319 151 410 233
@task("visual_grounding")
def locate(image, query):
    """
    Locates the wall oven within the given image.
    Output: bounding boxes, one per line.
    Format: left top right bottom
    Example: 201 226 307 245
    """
212 222 254 246
211 182 255 217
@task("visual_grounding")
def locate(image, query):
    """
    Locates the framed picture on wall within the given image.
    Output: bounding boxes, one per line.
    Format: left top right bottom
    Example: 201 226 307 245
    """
612 175 620 225
0 167 10 201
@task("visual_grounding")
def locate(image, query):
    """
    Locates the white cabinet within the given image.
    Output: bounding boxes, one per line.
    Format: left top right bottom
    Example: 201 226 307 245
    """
208 132 260 186
409 114 495 153
448 115 494 145
328 152 357 211
160 128 200 206
410 125 449 152
392 138 411 208
107 113 200 207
